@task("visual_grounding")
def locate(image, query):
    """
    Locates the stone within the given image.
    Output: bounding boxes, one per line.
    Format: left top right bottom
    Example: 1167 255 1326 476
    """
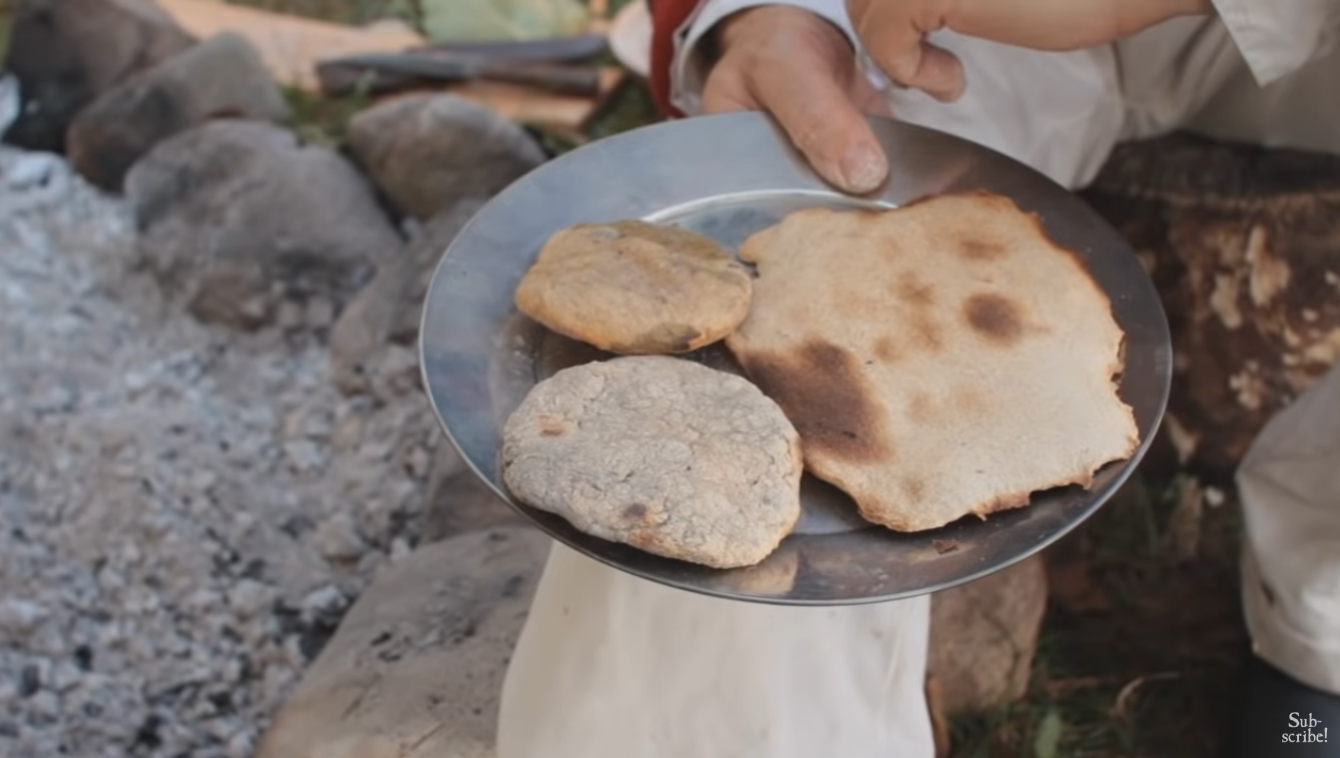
1083 133 1340 479
66 32 289 192
2 0 195 153
926 554 1048 715
304 297 336 330
419 443 525 543
313 513 367 564
0 599 49 643
365 345 423 404
0 76 19 136
329 198 485 392
125 119 402 330
253 527 550 758
346 94 545 219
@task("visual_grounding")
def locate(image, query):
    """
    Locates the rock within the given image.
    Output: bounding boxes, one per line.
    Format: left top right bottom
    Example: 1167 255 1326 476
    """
365 344 423 404
2 0 195 152
1083 132 1340 478
228 579 277 620
346 94 545 219
313 513 367 564
125 119 402 330
419 444 526 543
300 584 350 622
329 198 485 391
253 527 550 758
926 554 1048 715
305 297 336 330
0 76 20 136
66 32 289 192
0 599 49 643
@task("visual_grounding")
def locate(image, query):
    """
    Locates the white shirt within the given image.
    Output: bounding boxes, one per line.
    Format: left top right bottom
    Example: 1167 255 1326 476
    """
669 0 1339 115
660 0 1340 189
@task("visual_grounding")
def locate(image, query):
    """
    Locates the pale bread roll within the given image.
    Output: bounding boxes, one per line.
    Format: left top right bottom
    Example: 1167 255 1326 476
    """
726 192 1139 532
501 356 803 568
514 220 752 354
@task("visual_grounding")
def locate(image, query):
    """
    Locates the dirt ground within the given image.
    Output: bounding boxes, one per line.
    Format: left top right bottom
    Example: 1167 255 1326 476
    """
955 465 1245 758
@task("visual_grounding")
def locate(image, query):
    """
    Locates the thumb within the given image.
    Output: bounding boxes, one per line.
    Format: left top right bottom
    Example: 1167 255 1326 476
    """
749 63 889 194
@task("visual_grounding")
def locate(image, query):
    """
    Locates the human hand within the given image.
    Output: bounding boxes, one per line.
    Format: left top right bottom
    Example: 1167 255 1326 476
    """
845 0 1215 101
701 5 891 194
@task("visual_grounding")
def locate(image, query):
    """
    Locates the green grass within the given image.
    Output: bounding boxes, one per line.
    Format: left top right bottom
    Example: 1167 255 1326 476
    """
0 0 12 63
281 85 373 147
586 76 659 140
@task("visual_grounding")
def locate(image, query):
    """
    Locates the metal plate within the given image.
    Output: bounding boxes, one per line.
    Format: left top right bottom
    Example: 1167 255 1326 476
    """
420 112 1172 606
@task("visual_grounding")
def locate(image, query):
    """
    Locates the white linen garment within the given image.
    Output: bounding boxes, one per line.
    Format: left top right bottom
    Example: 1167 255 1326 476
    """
498 3 1340 756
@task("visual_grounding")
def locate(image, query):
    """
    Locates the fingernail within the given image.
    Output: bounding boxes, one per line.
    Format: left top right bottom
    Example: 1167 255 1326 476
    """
839 143 887 194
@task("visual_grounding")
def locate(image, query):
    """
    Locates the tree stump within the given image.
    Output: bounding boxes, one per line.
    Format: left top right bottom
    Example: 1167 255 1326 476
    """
1083 133 1340 479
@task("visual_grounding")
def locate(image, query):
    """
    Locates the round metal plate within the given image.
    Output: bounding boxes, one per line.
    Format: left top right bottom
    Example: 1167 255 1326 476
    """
420 112 1171 606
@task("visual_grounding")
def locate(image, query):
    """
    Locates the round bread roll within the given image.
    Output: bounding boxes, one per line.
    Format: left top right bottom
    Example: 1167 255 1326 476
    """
501 356 803 569
513 220 752 354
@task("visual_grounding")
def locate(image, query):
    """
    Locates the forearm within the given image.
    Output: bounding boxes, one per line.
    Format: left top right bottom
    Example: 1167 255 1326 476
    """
711 4 854 63
947 0 1217 51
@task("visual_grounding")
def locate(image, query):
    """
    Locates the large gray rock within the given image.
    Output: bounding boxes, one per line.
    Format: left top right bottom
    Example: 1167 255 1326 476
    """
330 198 486 391
346 94 545 219
419 445 526 543
253 527 550 758
67 32 289 192
126 120 402 330
2 0 195 152
927 554 1048 715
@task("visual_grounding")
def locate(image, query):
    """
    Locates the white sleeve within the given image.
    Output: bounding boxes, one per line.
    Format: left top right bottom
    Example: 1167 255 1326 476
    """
1210 0 1340 85
667 0 869 115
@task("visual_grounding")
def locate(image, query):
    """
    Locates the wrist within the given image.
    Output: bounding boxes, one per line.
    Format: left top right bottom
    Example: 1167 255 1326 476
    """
1142 0 1218 28
1173 0 1215 15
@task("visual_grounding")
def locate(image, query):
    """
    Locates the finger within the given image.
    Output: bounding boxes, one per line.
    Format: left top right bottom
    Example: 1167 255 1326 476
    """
904 42 965 102
851 72 893 118
846 0 921 85
866 38 965 101
849 0 966 102
749 61 889 193
702 67 761 115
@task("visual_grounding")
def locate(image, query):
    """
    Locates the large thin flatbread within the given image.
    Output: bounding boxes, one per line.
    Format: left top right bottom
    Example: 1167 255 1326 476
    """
725 192 1139 532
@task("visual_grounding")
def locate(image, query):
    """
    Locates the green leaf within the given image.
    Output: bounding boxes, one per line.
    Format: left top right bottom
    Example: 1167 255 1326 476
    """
420 0 588 42
1033 709 1064 758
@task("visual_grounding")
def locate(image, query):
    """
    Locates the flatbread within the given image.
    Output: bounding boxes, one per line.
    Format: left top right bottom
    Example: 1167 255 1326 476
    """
725 192 1139 532
500 356 802 568
513 220 752 354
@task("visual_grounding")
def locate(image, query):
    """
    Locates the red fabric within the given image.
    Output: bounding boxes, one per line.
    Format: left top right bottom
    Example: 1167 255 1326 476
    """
649 0 704 117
